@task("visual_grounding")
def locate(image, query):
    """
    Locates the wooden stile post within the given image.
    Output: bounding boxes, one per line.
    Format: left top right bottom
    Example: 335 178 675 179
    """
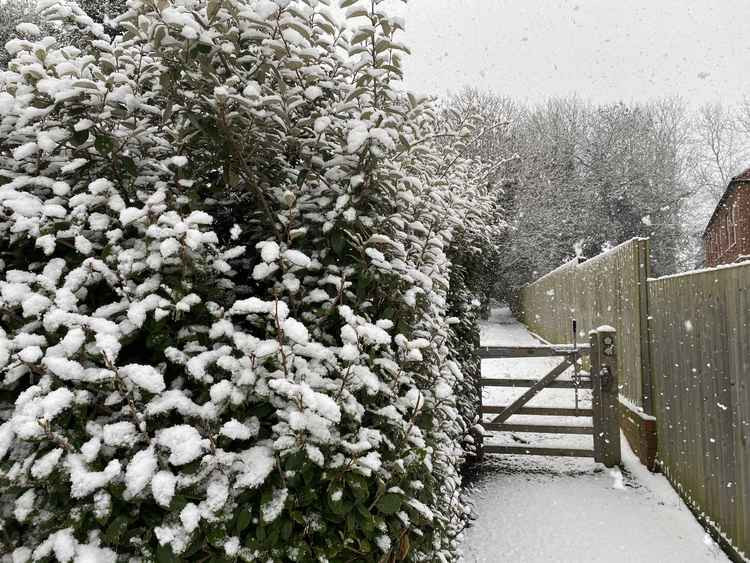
590 327 622 467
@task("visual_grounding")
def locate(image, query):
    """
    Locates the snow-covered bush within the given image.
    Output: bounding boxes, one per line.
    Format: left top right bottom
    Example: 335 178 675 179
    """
0 0 54 68
444 177 505 462
0 0 498 560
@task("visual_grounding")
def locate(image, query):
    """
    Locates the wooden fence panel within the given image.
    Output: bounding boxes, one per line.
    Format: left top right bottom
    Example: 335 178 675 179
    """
519 238 651 411
520 257 580 345
648 262 750 560
732 275 750 554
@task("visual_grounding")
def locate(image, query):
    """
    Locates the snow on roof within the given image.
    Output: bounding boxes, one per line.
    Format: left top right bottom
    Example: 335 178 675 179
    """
733 166 750 181
702 166 750 237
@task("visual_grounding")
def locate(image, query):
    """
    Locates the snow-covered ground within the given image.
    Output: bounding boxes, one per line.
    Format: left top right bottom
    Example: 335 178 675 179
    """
459 307 729 563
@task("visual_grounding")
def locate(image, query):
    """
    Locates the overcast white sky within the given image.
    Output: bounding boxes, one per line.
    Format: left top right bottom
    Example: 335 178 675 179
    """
386 0 750 105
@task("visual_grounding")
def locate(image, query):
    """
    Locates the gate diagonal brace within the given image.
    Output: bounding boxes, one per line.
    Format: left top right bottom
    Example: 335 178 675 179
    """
490 359 573 423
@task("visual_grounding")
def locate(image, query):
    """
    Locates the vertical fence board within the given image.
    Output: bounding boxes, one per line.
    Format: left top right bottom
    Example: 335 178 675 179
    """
638 239 654 413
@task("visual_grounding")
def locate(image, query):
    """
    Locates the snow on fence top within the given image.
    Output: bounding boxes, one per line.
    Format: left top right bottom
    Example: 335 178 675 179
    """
649 257 750 282
579 237 649 268
523 255 581 287
525 237 650 288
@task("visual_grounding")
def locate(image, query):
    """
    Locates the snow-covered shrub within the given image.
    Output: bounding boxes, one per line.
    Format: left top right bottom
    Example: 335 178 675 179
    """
0 0 498 560
444 177 505 462
0 0 54 68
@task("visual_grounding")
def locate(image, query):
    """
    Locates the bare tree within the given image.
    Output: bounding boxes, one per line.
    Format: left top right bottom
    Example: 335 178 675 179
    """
447 93 694 287
692 102 749 199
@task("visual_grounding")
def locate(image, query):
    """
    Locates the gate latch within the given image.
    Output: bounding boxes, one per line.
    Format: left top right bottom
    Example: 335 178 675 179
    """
599 366 613 391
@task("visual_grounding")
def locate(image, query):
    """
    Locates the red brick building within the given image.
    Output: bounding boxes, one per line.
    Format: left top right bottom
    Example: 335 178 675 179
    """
703 168 750 267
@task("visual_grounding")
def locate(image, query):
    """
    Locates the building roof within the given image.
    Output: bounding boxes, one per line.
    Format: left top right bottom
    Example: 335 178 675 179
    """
702 167 750 238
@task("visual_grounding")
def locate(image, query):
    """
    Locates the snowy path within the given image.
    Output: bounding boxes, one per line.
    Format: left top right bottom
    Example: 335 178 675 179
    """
459 308 730 563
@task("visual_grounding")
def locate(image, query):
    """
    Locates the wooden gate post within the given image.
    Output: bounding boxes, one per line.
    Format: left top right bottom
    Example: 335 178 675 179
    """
475 334 484 461
590 326 622 467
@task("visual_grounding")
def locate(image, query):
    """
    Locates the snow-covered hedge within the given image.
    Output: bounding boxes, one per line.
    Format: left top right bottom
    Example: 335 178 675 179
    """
0 0 500 560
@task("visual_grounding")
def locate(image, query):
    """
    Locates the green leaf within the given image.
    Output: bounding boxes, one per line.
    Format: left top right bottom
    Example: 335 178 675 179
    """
329 496 353 516
120 156 137 176
284 450 305 471
359 538 372 554
171 495 188 512
281 519 293 540
345 511 357 533
346 473 370 503
290 511 306 525
346 7 369 18
331 231 347 257
94 136 113 155
235 509 252 533
356 503 374 531
71 129 89 146
207 524 227 546
104 514 130 544
346 87 369 103
376 493 402 515
351 29 371 44
267 520 280 545
316 20 335 35
284 21 311 41
153 24 167 48
182 539 203 558
155 544 176 563
72 79 99 90
340 0 359 8
207 0 221 21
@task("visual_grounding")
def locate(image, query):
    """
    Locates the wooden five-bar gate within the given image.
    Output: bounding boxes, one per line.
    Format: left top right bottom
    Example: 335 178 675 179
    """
479 327 621 467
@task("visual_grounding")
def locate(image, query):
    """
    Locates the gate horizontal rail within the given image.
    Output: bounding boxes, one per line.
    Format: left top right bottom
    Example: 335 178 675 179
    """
481 405 592 417
484 445 596 458
480 378 591 389
479 345 591 358
483 423 593 435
